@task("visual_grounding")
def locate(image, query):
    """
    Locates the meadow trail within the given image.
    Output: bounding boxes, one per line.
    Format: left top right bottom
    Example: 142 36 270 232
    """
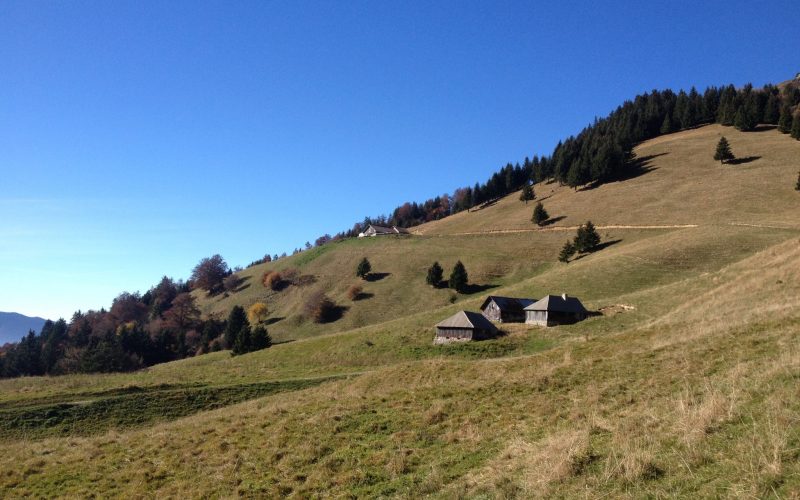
418 223 701 236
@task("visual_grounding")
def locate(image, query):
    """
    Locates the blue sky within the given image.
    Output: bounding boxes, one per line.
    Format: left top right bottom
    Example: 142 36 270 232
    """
1 0 798 320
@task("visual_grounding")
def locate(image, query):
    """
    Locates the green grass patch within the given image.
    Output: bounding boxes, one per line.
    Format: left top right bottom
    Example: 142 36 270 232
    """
0 377 337 441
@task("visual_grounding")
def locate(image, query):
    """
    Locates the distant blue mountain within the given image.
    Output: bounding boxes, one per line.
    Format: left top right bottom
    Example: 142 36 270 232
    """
0 312 48 345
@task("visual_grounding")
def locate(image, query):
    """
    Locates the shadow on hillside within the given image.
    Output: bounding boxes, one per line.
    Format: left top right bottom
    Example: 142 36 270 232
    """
469 198 501 212
365 272 391 282
571 239 623 261
751 125 777 132
577 153 665 191
727 156 761 165
540 215 567 227
353 292 374 301
319 305 348 323
265 317 285 326
459 283 499 295
272 338 296 345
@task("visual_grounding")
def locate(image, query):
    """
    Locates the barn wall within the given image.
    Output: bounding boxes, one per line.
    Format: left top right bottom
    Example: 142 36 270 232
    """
434 327 474 344
482 302 502 322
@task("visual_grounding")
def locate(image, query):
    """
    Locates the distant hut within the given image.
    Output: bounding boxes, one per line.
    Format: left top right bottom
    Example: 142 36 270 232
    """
434 311 499 344
480 296 536 323
524 294 588 326
358 225 409 237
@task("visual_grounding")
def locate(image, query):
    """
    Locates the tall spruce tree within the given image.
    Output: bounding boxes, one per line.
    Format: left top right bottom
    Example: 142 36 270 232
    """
660 113 673 134
426 261 444 287
231 325 252 356
713 136 735 164
531 202 549 226
449 261 469 293
792 114 800 140
519 183 535 204
251 326 272 351
574 221 601 253
224 305 248 349
778 105 792 133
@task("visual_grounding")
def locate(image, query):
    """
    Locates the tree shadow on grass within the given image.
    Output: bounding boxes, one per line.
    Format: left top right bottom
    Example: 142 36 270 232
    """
460 283 499 295
571 239 623 261
727 156 761 165
264 317 285 326
539 215 567 227
365 272 391 282
318 305 349 323
353 292 374 301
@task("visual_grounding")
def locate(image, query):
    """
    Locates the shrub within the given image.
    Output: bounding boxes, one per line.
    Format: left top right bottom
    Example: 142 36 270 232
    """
223 274 242 292
247 302 269 324
262 271 283 291
356 257 372 279
347 284 363 301
304 292 339 323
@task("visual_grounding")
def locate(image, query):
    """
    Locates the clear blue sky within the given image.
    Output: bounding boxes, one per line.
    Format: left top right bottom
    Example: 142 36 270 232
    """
1 0 797 320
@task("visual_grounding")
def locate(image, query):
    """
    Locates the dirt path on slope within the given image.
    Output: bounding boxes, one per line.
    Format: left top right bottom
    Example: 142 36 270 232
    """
414 224 699 236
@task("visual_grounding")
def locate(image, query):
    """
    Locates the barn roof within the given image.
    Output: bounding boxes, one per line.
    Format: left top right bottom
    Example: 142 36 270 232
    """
524 295 587 313
480 296 537 312
367 225 395 234
436 311 498 331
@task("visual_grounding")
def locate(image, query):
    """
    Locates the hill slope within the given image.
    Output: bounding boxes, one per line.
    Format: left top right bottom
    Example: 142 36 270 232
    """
193 124 800 343
0 312 46 345
1 124 799 497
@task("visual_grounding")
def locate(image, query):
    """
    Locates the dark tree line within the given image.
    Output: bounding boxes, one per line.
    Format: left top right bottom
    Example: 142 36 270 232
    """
320 81 799 242
0 270 261 378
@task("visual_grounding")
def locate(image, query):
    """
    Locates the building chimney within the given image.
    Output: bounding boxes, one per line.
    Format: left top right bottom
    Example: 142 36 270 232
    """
562 293 567 300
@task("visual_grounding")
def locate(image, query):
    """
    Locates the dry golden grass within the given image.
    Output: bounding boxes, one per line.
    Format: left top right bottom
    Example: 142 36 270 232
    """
2 126 800 497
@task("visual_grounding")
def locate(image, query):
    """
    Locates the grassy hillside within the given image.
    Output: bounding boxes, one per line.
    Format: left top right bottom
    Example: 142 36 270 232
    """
193 124 799 344
1 124 799 497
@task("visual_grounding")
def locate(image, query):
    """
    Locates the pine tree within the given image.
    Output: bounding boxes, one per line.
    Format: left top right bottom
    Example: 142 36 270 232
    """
734 106 757 132
426 261 444 287
792 114 800 140
778 106 792 133
713 136 734 164
574 221 601 253
449 261 469 293
224 305 248 349
231 325 252 356
356 257 372 279
763 94 780 124
519 183 535 204
251 326 272 351
558 240 576 263
660 113 673 134
531 202 549 226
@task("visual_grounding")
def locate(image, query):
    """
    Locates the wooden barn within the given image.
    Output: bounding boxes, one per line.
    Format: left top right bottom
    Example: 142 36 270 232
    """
480 296 537 323
524 294 588 326
434 311 499 344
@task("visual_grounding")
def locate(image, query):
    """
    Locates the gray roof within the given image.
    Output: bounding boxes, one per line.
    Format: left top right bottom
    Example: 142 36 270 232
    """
436 310 498 330
480 296 537 312
524 295 587 313
366 225 395 234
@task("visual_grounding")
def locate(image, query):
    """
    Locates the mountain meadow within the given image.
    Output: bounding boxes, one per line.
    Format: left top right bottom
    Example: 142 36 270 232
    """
2 105 800 496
